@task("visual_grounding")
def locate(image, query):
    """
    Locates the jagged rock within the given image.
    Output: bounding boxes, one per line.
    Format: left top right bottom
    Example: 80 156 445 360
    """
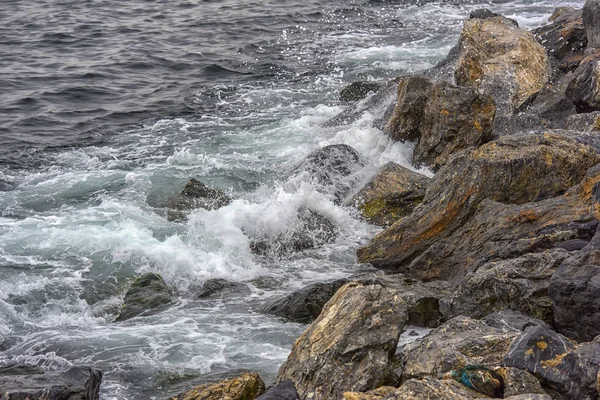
116 273 174 322
442 250 570 324
340 81 382 102
395 377 488 399
195 278 250 299
0 365 102 400
250 209 338 257
263 279 348 323
497 367 546 397
455 15 549 113
566 52 600 112
256 379 300 400
169 372 265 400
584 0 600 48
386 76 495 169
533 9 586 72
549 224 600 342
399 316 519 382
550 7 576 21
293 144 364 203
166 178 231 221
277 281 407 399
504 324 599 400
343 386 398 399
483 310 550 333
348 163 430 226
501 396 552 400
357 133 600 280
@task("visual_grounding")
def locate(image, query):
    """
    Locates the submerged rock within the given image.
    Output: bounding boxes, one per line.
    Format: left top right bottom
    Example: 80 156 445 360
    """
169 372 265 400
195 278 250 299
455 15 549 113
116 272 174 322
0 365 103 400
584 0 600 48
340 81 382 102
256 380 300 400
277 281 407 399
357 133 600 280
166 178 231 221
386 76 495 170
348 162 430 226
566 52 600 112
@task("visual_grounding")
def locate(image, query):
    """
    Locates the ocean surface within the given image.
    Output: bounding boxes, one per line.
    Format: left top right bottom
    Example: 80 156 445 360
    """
0 0 584 398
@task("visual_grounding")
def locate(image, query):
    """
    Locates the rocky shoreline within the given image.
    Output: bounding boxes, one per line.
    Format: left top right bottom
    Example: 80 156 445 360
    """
5 2 600 399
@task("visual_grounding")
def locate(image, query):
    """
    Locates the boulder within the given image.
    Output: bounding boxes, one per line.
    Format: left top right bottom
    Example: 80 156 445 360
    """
386 76 495 170
549 224 600 342
293 144 365 203
250 209 338 257
504 324 599 400
549 7 576 22
195 278 250 299
348 162 430 226
116 273 174 322
263 279 348 323
584 0 600 49
565 52 600 112
255 379 300 400
166 178 231 221
533 9 586 72
340 81 382 102
343 386 398 400
169 372 265 400
399 316 519 382
276 281 407 399
395 377 488 399
442 250 570 324
483 310 550 333
455 15 550 112
502 396 552 400
0 365 102 400
357 133 600 280
498 367 546 397
469 9 502 20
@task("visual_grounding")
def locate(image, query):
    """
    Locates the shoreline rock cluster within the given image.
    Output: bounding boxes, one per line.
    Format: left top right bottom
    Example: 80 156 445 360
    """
9 3 600 399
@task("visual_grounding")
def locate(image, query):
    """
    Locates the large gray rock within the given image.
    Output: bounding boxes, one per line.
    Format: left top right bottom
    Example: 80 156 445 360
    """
277 281 407 399
256 380 300 400
166 178 231 221
195 278 250 299
0 365 102 400
340 81 382 102
584 0 600 48
116 273 174 322
499 367 546 397
565 52 600 112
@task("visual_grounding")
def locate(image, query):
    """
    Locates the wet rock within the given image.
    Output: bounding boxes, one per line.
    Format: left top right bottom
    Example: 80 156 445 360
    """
348 162 430 226
533 9 586 72
116 273 174 322
565 52 600 112
0 365 102 400
293 144 365 203
195 278 250 299
400 316 519 382
250 209 338 257
498 367 546 397
442 250 570 324
386 76 495 170
483 310 550 333
455 15 550 113
169 372 265 400
277 281 407 399
166 178 231 221
396 376 488 399
340 81 382 102
256 379 300 400
504 324 599 399
263 279 348 323
357 133 600 280
549 7 576 22
469 9 502 20
549 224 600 342
584 0 600 49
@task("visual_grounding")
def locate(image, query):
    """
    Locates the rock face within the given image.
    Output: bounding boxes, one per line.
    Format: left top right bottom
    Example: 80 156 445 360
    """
340 81 382 102
116 273 174 322
0 365 103 400
549 224 600 342
455 15 549 112
169 372 265 400
443 250 570 324
357 133 600 280
504 324 600 400
263 279 348 323
348 163 430 226
584 0 600 48
565 52 600 112
255 380 300 400
277 281 407 399
399 316 519 382
533 9 586 72
386 76 495 170
167 178 231 221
